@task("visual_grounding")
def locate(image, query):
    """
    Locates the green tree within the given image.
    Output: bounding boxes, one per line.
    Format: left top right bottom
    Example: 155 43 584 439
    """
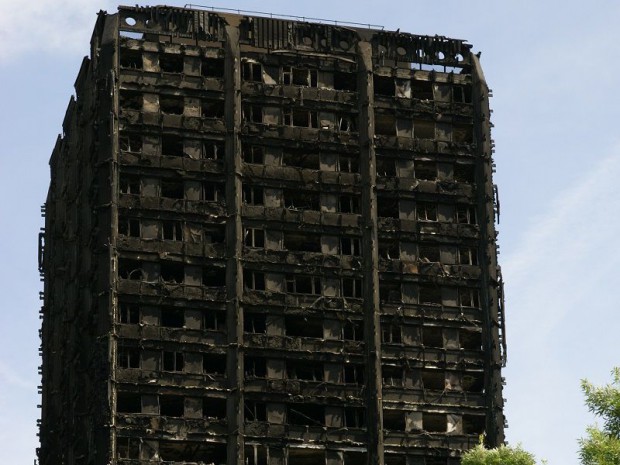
461 443 537 465
579 367 620 465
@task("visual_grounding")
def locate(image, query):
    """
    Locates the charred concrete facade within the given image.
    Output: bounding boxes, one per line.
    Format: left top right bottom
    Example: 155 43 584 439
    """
39 5 505 465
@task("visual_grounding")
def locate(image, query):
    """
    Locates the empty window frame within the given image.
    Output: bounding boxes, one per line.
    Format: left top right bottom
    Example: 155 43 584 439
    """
282 66 318 87
203 397 227 419
460 329 482 351
381 323 402 344
344 407 366 428
117 392 141 413
162 220 183 241
160 261 184 284
202 267 226 287
242 61 262 82
340 237 361 256
422 326 443 348
202 182 224 202
384 456 409 465
283 231 321 253
162 351 184 372
282 149 320 170
374 75 395 96
378 240 399 260
242 145 265 164
160 180 184 199
119 91 142 110
119 174 140 195
285 316 323 338
414 160 437 181
159 440 226 463
244 313 266 333
242 185 264 205
454 163 476 183
416 202 437 221
245 402 267 422
338 114 357 132
382 365 403 387
377 197 399 219
117 437 140 459
458 246 479 265
463 415 485 435
118 346 140 368
419 285 442 305
334 71 357 91
338 154 359 173
119 49 143 69
244 357 266 378
161 134 184 157
343 319 364 341
242 446 265 465
202 140 225 160
383 409 405 431
379 282 401 302
243 270 265 291
243 105 263 123
161 308 184 328
411 80 434 100
286 275 321 295
202 99 225 118
418 245 440 263
118 259 144 280
342 278 363 298
413 120 435 139
201 58 224 78
422 370 445 390
203 226 226 244
339 194 360 214
159 53 184 73
160 96 184 115
119 302 140 324
423 413 446 433
203 353 227 375
283 189 320 210
344 364 365 384
283 108 318 128
286 360 323 381
453 85 473 104
456 204 477 224
203 310 226 331
159 395 184 417
118 216 140 237
460 288 481 308
453 124 473 143
375 113 396 136
376 157 396 177
244 228 265 248
462 372 484 392
288 403 324 426
119 133 142 152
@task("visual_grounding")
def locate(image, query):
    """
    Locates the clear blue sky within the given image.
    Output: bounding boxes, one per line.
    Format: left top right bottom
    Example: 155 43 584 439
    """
1 1 619 463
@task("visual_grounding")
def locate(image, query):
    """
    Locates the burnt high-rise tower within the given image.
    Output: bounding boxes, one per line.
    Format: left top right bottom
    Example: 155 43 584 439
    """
39 5 506 465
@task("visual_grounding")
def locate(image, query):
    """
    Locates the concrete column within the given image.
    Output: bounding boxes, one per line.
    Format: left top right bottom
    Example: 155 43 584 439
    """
357 40 384 465
224 24 245 465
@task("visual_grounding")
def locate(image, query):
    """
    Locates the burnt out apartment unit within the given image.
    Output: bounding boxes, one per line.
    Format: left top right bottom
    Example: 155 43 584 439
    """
38 5 506 465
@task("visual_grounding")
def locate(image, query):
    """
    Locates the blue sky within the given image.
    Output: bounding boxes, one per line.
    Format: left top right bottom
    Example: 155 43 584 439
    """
1 1 619 463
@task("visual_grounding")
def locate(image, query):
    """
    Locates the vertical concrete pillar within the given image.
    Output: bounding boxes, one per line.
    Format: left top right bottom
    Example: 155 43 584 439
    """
224 24 244 465
357 40 384 465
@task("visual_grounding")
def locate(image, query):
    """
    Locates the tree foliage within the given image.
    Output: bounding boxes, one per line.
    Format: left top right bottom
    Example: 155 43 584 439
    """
461 443 537 465
579 368 620 465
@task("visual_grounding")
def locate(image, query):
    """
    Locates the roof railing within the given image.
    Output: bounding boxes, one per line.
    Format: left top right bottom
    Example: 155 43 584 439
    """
183 4 384 29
